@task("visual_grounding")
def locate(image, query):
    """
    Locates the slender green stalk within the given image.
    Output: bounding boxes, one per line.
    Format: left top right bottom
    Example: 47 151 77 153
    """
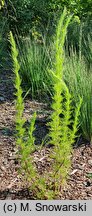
48 8 82 193
9 31 51 198
9 31 25 150
9 31 37 182
9 9 82 198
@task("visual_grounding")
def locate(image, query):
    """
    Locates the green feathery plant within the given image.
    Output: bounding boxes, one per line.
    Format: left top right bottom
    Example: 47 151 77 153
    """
9 31 52 199
9 31 37 182
47 8 82 193
9 9 82 198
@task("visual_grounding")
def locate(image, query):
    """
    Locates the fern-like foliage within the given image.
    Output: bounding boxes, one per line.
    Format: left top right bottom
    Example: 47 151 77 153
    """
9 31 37 182
9 32 53 198
48 8 82 192
9 9 82 198
9 31 26 149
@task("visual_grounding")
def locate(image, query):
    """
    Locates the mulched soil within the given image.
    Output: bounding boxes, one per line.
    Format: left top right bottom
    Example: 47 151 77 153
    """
0 70 92 200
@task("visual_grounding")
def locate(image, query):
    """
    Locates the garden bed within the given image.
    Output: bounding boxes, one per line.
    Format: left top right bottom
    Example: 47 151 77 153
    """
0 70 92 199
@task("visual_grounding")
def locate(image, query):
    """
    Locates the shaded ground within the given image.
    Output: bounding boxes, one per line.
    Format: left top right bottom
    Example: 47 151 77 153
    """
0 70 92 199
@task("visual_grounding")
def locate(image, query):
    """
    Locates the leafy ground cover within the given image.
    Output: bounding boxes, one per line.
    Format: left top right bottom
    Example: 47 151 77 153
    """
0 69 92 199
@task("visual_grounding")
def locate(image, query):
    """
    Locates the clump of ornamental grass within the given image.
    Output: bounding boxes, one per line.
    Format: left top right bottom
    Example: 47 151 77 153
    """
47 8 82 194
17 37 52 100
64 51 92 143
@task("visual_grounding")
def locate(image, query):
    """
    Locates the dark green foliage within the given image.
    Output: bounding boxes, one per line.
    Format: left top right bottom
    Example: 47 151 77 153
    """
1 0 92 37
0 13 8 69
2 0 53 36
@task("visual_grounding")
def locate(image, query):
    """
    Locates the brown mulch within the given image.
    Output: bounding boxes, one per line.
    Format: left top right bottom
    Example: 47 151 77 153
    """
0 70 92 200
